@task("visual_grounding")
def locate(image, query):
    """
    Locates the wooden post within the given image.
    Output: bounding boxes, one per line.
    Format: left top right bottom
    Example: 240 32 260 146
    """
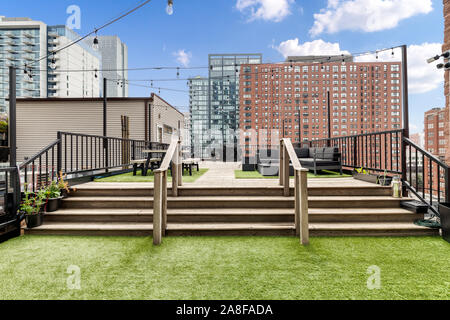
294 170 300 236
283 144 290 197
279 141 284 186
178 141 183 187
162 171 167 236
299 169 309 245
153 171 162 245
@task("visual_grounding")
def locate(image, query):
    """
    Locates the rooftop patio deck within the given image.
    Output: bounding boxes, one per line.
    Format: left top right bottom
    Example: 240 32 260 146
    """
78 161 376 189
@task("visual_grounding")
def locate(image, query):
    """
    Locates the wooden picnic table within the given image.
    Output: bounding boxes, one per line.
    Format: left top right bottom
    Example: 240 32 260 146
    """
139 149 168 176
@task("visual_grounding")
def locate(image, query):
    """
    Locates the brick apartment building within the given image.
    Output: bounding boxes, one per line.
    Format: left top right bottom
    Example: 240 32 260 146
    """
423 107 447 195
424 107 447 159
238 60 403 169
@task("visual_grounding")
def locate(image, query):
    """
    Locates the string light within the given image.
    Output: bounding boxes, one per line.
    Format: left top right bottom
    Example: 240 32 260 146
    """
166 0 174 15
93 31 99 51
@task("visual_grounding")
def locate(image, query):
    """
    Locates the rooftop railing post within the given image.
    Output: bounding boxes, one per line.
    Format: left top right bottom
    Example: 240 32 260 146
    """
279 140 284 187
162 171 167 237
353 136 358 168
103 78 109 173
299 169 309 245
446 167 450 203
283 142 290 197
401 132 408 195
57 131 62 174
178 140 183 187
9 66 20 211
401 45 409 196
153 170 162 245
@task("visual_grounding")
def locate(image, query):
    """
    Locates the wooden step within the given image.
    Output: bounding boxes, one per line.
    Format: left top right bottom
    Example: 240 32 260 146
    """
71 185 392 197
167 196 406 209
61 195 407 210
166 222 437 237
24 221 437 237
309 222 440 237
61 197 153 209
24 222 153 236
44 207 423 224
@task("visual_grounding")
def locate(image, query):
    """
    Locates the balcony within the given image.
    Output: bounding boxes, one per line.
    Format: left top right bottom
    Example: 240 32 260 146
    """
22 39 34 46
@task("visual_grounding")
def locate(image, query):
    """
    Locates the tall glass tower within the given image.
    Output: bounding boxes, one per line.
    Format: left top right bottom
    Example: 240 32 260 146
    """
189 76 209 159
208 54 262 161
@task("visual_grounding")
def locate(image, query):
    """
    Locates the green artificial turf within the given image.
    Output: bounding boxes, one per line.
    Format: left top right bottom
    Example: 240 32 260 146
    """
235 170 352 179
94 169 208 183
0 236 448 300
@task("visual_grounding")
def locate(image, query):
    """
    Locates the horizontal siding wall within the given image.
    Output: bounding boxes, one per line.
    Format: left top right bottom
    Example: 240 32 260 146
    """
151 95 184 144
17 100 147 162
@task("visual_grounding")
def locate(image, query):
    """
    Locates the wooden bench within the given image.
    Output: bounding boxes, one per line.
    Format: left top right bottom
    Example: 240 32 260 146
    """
182 158 200 176
131 158 161 176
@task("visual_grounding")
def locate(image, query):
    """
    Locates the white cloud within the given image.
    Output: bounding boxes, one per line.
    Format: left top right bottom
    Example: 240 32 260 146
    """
236 0 294 22
274 38 350 58
310 0 433 36
355 43 443 94
173 49 192 67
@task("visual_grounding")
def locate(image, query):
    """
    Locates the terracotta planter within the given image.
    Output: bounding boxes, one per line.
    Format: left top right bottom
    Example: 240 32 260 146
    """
25 211 44 229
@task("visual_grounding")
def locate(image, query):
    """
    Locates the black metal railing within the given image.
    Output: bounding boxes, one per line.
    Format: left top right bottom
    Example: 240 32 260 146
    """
307 129 449 217
403 137 449 216
56 132 168 175
20 139 59 193
0 166 20 229
18 131 169 193
308 130 403 175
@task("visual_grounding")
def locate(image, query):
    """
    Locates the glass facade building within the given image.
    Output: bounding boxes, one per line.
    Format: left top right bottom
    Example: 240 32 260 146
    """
189 54 262 161
0 22 44 113
189 77 209 158
0 17 101 116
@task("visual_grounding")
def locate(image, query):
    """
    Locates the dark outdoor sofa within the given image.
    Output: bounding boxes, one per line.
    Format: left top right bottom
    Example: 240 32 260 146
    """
256 147 342 176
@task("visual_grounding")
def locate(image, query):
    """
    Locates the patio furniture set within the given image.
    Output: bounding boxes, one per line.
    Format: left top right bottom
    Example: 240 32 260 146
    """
245 147 343 176
132 149 200 177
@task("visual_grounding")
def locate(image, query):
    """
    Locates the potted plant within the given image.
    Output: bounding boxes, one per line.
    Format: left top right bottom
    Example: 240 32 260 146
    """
19 189 45 229
45 181 62 212
377 170 393 186
57 171 72 198
438 203 450 243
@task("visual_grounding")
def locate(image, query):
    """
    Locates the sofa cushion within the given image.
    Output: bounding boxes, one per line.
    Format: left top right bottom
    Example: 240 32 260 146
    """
295 148 309 159
258 149 279 161
323 147 339 160
300 158 340 167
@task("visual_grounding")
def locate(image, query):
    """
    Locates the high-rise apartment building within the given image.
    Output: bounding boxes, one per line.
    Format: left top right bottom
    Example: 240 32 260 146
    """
189 76 209 158
47 26 101 98
84 35 128 97
189 54 262 160
424 107 447 160
239 60 402 148
0 17 101 114
209 54 262 161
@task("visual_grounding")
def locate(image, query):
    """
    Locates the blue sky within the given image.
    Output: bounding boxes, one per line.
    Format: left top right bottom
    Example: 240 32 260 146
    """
1 0 446 134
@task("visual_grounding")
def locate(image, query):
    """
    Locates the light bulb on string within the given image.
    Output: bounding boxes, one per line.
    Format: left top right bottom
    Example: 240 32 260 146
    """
93 31 99 51
166 0 173 15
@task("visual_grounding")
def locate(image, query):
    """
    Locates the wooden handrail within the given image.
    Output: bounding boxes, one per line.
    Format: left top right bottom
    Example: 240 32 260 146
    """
154 138 179 172
153 137 182 245
279 138 309 245
282 139 303 171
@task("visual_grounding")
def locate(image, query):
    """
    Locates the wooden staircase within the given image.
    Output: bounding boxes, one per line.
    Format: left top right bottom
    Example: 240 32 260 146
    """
24 184 439 237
